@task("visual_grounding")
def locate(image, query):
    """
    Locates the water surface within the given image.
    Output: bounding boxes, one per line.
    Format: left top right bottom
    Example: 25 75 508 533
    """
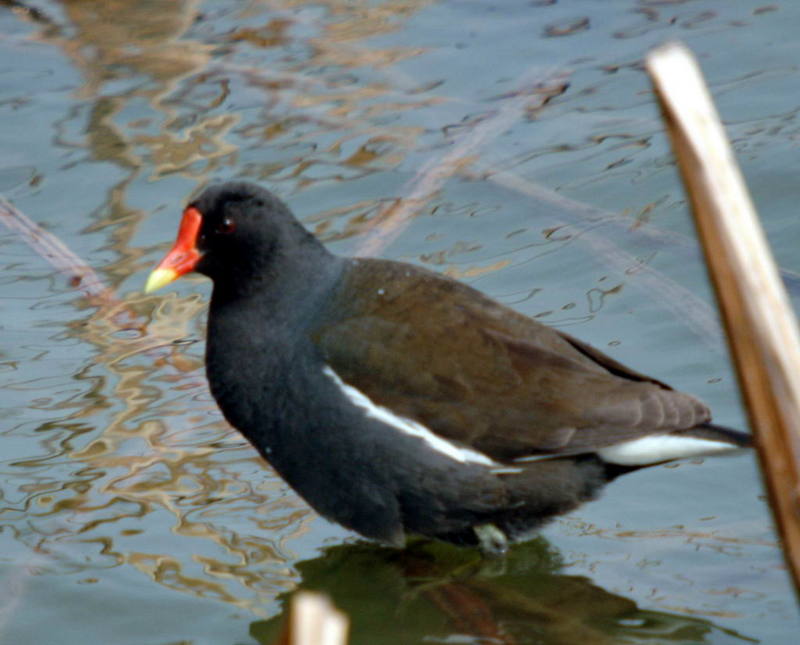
1 1 798 643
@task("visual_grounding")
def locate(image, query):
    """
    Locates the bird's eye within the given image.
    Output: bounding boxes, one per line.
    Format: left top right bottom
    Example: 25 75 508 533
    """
217 217 236 234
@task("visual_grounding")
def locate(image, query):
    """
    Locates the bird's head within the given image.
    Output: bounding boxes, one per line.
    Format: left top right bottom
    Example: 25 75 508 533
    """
146 182 321 294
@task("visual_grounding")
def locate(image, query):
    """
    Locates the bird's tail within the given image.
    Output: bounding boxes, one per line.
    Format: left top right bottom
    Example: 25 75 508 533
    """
601 422 751 480
676 422 752 448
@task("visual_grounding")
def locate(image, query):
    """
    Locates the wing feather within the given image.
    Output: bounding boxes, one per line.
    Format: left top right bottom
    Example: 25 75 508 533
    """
312 259 710 461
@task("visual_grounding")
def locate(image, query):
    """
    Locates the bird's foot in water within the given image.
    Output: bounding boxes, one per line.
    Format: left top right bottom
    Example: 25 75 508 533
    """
474 523 509 557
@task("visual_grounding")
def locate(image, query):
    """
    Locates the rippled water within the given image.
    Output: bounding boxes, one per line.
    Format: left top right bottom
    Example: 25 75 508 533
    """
1 1 798 643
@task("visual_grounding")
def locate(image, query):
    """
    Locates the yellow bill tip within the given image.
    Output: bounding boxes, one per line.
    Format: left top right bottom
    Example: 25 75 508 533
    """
145 267 179 293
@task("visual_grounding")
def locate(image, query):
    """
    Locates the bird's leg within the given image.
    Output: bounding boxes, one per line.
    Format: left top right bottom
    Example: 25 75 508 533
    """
474 524 509 557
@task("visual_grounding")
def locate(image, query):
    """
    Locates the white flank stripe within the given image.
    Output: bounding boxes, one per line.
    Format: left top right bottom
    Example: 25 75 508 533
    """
323 366 498 466
598 435 741 466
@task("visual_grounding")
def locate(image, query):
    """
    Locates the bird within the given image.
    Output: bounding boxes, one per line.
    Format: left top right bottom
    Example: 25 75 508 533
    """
145 181 751 554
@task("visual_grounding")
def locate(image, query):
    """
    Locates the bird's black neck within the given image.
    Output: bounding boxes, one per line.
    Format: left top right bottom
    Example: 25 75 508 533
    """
211 231 338 301
204 247 344 430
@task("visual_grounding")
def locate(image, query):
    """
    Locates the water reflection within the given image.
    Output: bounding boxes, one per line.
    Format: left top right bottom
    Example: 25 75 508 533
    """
250 539 755 645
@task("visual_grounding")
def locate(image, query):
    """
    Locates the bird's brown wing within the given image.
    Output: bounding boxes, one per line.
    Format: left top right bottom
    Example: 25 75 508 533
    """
312 259 710 461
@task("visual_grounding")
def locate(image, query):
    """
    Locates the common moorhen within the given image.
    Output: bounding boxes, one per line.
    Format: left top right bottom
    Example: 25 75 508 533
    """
146 182 750 553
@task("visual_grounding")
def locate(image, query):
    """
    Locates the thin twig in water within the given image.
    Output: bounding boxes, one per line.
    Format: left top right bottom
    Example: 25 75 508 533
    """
466 168 724 351
474 165 800 293
353 68 570 258
0 195 115 304
0 194 192 355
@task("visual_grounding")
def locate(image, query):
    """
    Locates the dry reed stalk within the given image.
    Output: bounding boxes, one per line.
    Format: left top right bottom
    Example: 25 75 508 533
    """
276 592 348 645
647 41 800 596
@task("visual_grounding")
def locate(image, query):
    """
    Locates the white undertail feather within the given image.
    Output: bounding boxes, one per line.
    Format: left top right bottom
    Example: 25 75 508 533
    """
597 434 741 466
323 366 500 466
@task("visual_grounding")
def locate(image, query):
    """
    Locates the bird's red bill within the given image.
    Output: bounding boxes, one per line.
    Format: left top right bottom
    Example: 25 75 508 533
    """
145 206 203 293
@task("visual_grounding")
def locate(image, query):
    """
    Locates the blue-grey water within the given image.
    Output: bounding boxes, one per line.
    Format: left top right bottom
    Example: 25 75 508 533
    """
1 1 798 643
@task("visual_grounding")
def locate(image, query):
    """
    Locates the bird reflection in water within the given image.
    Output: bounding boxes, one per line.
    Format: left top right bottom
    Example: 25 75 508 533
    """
250 538 755 645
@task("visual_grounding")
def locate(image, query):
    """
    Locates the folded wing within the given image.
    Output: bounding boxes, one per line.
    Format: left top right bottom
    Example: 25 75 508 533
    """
312 259 710 462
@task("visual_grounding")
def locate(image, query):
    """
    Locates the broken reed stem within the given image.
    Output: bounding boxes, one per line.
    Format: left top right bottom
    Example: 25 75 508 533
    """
647 41 800 596
277 592 348 645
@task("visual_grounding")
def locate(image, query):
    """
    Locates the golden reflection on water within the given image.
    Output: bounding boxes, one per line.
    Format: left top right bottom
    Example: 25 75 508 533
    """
62 287 319 612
